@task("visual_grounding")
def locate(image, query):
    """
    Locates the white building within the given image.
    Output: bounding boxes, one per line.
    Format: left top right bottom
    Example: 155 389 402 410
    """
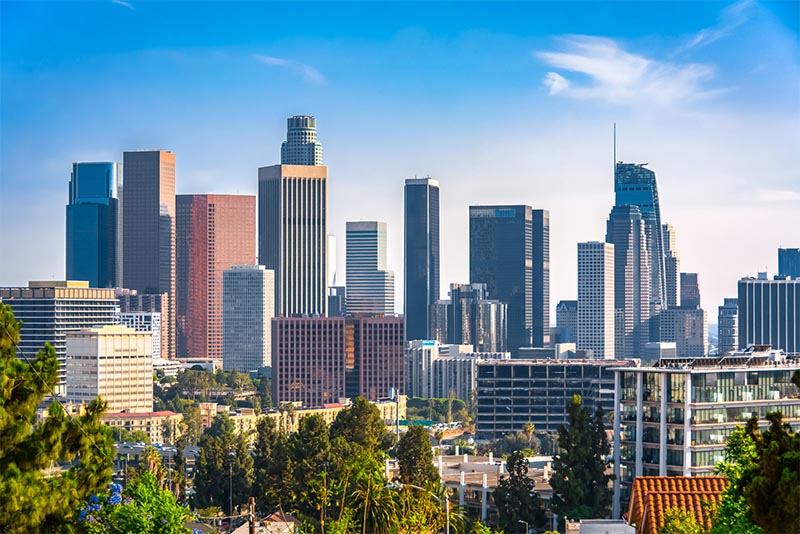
222 265 275 372
577 242 615 359
118 311 161 359
66 325 153 413
660 307 708 357
345 221 395 315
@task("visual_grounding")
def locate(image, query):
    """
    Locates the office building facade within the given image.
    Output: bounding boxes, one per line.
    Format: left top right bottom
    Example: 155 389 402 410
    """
778 248 800 278
345 221 395 315
738 276 800 353
532 209 550 347
117 290 170 365
176 194 256 359
328 286 346 317
118 312 161 359
680 273 701 308
281 115 323 165
555 300 578 344
662 223 680 309
606 206 651 358
476 359 636 437
577 242 616 359
222 266 274 373
66 325 153 413
432 284 507 353
272 316 405 407
612 349 800 516
66 162 123 288
121 150 176 359
718 298 738 355
660 307 708 358
404 177 440 340
0 281 119 395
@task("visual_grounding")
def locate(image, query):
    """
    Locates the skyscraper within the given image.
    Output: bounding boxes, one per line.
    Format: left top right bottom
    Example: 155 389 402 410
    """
281 115 323 165
121 150 176 359
779 248 800 278
436 283 507 352
345 221 395 315
555 300 578 344
615 163 666 310
259 117 327 316
660 307 708 357
606 205 651 358
404 177 440 340
66 162 122 288
577 242 616 359
223 266 275 373
532 209 551 347
662 223 680 308
718 298 738 354
680 272 701 308
176 194 256 359
738 275 799 353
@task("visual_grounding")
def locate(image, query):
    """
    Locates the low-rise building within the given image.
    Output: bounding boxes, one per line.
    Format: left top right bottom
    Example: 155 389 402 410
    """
102 410 182 444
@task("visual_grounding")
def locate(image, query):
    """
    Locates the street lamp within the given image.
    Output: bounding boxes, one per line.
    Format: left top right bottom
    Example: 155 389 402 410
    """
390 480 450 534
518 519 529 534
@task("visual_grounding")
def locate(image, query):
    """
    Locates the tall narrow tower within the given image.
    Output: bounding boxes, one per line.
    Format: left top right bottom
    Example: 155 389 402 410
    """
259 116 327 316
122 150 176 359
346 221 395 315
404 177 440 340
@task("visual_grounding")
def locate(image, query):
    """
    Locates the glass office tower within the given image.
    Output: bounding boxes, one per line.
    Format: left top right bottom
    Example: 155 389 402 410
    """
66 162 122 288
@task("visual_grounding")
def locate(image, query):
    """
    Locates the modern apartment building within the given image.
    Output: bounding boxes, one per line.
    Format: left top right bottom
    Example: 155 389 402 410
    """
612 348 800 517
345 221 395 315
121 150 176 359
660 307 708 358
476 359 636 437
577 242 616 359
118 312 161 359
0 281 119 395
738 275 799 353
222 266 274 373
717 298 738 355
66 325 154 413
272 316 405 407
176 194 256 359
405 177 440 340
66 162 123 288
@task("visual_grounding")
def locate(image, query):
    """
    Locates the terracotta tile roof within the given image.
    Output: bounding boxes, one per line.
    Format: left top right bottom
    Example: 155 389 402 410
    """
627 476 728 534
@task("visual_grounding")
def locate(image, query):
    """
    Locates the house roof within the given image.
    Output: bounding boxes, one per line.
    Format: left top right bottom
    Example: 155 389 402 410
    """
627 476 728 534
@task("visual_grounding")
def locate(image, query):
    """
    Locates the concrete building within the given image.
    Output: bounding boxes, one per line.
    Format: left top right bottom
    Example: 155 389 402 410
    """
612 348 800 517
577 242 616 360
345 221 395 315
406 340 441 399
176 194 256 359
431 283 507 352
643 342 676 364
405 177 440 341
476 359 636 437
606 206 652 359
121 150 176 359
470 205 550 353
555 300 578 344
66 325 153 412
778 247 800 278
662 223 680 309
281 115 323 165
680 272 701 308
272 316 405 407
102 411 182 444
0 281 119 395
660 307 708 357
738 275 800 353
717 298 738 355
222 266 275 373
258 162 327 317
66 162 123 288
117 290 170 365
118 312 161 359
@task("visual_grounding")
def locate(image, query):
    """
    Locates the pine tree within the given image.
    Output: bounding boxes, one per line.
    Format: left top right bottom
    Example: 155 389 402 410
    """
493 451 547 532
0 303 115 533
397 424 439 487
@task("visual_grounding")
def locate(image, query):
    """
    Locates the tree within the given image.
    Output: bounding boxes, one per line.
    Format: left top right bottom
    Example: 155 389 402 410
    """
330 396 390 453
659 507 705 534
253 416 291 514
397 425 439 487
179 403 202 446
74 472 194 533
550 395 613 521
522 422 536 449
493 451 547 533
288 414 331 518
0 303 115 533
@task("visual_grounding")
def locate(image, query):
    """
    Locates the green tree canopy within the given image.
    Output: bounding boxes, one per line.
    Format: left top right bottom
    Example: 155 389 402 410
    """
397 424 439 487
493 451 547 532
550 395 613 521
659 507 705 534
330 396 391 453
0 303 115 533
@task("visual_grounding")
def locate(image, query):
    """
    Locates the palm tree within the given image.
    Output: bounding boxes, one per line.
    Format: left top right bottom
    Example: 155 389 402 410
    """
522 422 535 449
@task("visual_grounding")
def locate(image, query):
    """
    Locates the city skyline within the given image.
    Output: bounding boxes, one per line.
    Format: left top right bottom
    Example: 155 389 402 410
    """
2 1 799 325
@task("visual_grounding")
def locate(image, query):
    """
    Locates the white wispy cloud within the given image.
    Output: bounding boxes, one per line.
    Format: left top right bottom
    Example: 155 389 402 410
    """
676 0 755 54
754 189 800 203
111 0 134 10
253 54 325 84
536 36 718 106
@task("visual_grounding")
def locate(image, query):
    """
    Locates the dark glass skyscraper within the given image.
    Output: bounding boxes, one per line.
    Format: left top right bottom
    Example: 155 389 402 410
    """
738 276 799 353
404 177 440 341
470 205 549 354
66 162 122 288
779 248 800 278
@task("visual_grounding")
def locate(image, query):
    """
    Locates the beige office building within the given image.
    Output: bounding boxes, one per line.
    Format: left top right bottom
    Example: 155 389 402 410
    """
66 325 154 413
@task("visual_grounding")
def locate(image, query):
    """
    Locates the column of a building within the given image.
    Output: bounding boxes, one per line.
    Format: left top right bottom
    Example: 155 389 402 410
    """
612 370 621 518
481 473 488 522
659 372 668 476
635 372 643 477
683 373 693 476
459 471 466 506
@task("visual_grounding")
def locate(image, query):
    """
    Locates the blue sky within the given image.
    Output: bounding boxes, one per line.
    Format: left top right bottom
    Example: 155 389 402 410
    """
2 1 799 324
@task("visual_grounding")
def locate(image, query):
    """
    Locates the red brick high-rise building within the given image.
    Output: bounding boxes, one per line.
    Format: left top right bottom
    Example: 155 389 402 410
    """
272 316 404 408
177 194 256 360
